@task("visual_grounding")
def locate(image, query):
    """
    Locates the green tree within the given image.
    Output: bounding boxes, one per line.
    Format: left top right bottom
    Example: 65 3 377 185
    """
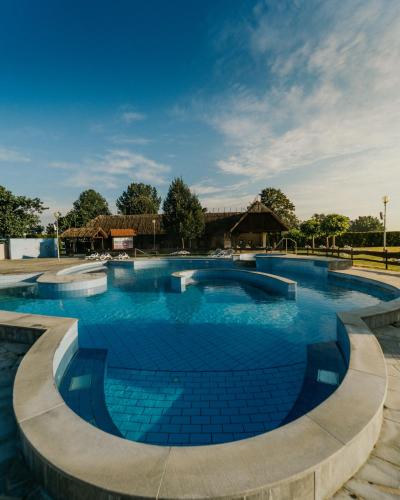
350 216 383 232
320 214 350 247
259 187 298 227
300 218 321 248
0 185 47 237
71 189 111 226
312 213 327 223
116 182 161 214
162 177 205 249
52 190 111 233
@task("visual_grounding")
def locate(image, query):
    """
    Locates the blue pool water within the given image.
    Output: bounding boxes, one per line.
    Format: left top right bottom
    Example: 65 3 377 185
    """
0 259 396 446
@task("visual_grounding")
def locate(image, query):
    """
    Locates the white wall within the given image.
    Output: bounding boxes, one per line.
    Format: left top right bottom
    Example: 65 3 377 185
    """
8 238 57 259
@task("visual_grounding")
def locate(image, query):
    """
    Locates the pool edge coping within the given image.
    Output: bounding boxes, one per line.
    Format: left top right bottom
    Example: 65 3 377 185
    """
170 267 296 297
5 259 400 499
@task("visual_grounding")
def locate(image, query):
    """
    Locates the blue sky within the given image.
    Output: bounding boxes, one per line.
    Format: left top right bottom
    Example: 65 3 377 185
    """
1 0 399 228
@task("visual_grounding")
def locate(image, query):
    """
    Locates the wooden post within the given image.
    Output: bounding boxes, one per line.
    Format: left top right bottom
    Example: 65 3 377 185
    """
351 248 354 265
385 249 388 270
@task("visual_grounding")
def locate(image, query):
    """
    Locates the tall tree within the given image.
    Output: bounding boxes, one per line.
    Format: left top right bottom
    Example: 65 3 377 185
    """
162 177 205 249
350 216 384 232
300 218 321 248
71 189 111 226
53 190 111 233
259 187 298 227
320 214 350 246
116 182 161 214
0 185 47 237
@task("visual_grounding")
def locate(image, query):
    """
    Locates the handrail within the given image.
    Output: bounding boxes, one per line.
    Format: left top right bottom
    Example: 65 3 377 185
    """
134 248 155 257
274 237 297 254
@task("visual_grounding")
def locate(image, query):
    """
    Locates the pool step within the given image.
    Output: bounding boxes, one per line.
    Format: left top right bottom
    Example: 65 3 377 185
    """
283 341 347 424
59 348 121 437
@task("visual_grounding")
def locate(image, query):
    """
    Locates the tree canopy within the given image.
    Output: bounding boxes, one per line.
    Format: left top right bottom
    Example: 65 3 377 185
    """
53 190 111 233
116 182 161 214
162 177 205 249
300 218 321 247
350 216 383 232
0 185 47 237
259 187 298 227
320 214 350 245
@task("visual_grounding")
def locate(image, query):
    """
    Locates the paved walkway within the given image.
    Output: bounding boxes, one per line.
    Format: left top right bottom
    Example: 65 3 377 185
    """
334 322 400 499
0 339 50 498
0 257 81 275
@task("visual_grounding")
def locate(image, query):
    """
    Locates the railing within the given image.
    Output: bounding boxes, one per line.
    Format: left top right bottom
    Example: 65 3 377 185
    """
133 248 157 258
274 237 298 254
290 247 400 271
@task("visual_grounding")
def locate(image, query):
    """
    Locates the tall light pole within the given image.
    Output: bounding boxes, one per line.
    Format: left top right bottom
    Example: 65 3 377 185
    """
54 211 61 260
382 196 389 250
152 219 156 252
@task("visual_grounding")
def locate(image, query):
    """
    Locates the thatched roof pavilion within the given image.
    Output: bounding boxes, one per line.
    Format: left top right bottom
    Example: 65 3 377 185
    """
61 201 288 251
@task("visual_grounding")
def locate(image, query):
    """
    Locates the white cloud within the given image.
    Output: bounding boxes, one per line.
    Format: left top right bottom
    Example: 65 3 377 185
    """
109 135 151 145
198 1 400 226
0 146 30 162
121 111 146 124
49 161 78 170
190 180 247 196
60 149 170 189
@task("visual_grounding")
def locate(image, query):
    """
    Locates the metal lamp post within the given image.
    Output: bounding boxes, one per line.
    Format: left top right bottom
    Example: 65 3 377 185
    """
152 219 156 252
382 196 389 250
53 211 62 260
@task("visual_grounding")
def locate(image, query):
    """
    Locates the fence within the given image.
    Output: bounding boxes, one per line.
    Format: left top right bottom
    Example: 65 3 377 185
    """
291 247 400 271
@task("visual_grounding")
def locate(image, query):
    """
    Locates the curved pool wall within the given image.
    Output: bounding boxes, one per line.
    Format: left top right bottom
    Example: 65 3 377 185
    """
256 254 352 277
170 268 296 298
36 262 108 298
7 257 400 499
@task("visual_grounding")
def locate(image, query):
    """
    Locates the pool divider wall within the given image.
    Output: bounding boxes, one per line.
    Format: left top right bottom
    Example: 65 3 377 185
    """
170 268 297 298
36 262 108 297
256 254 352 277
5 258 400 500
131 257 235 270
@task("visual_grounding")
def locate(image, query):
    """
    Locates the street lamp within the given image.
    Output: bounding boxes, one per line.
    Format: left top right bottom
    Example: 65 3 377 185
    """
53 211 62 260
382 196 390 250
152 219 156 252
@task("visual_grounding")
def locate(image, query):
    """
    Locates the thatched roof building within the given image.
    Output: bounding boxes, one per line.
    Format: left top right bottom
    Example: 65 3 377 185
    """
61 201 288 251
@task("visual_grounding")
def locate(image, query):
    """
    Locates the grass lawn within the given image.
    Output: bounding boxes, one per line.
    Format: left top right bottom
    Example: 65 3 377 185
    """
350 247 400 272
297 247 400 272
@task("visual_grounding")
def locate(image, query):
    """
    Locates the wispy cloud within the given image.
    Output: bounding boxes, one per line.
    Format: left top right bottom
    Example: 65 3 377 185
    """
194 0 400 223
49 161 79 170
109 135 151 145
57 149 170 189
0 146 30 162
190 180 253 211
121 110 146 124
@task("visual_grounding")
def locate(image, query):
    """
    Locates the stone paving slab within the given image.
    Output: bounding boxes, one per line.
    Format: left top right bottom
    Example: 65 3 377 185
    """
0 257 82 275
334 323 400 499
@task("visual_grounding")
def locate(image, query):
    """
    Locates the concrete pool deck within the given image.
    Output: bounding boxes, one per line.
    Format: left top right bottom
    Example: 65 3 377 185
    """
1 257 400 499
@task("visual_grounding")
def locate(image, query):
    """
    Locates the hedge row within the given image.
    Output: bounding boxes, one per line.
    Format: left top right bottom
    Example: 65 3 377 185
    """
289 231 400 248
335 231 400 247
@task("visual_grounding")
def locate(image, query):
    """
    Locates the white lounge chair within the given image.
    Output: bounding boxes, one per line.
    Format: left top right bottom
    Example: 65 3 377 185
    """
99 252 112 261
116 252 129 260
85 252 100 260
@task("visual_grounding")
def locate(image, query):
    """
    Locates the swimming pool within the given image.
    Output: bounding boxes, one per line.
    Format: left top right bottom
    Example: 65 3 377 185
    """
0 259 396 446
